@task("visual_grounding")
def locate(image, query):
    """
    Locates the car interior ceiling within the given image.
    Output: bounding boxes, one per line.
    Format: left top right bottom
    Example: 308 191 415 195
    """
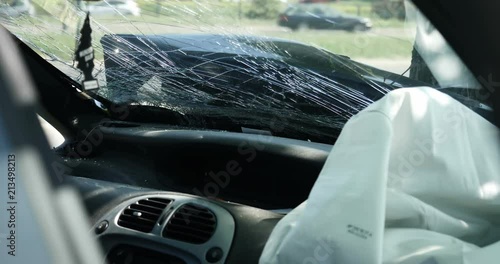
4 1 500 264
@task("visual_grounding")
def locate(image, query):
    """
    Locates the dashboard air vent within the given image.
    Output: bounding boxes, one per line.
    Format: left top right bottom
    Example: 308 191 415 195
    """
117 197 172 232
163 204 217 244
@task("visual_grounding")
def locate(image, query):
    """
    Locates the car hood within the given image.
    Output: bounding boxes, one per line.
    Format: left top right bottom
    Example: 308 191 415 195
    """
102 34 388 77
98 33 486 144
101 33 424 101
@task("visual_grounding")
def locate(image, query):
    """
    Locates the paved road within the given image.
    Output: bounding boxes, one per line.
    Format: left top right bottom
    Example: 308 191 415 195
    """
354 58 411 76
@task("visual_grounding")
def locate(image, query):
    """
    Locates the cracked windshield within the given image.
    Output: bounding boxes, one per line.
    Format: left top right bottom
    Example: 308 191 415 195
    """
0 0 482 144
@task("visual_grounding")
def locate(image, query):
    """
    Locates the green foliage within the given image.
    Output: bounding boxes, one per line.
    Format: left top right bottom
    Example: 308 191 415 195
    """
245 0 281 20
371 0 405 20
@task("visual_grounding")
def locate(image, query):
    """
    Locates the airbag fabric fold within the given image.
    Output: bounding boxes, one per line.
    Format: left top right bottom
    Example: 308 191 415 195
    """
259 87 500 264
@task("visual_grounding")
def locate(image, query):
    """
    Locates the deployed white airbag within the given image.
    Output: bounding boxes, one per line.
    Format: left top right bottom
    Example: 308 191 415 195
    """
260 87 500 264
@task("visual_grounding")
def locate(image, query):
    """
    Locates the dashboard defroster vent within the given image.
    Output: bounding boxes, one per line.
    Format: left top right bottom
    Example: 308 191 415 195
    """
117 197 172 233
163 204 217 244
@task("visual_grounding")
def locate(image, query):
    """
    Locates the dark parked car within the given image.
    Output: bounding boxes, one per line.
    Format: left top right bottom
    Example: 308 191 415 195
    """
278 4 372 31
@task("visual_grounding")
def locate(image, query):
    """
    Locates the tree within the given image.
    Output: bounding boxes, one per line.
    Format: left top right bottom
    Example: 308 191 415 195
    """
245 0 281 20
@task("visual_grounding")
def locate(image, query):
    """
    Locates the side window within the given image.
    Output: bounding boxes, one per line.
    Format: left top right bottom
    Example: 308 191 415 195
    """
328 8 340 17
296 8 305 15
285 7 297 16
312 8 324 16
108 1 124 5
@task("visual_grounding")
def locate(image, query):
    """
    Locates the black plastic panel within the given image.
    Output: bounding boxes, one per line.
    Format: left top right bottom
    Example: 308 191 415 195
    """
65 176 284 264
61 125 331 209
107 245 187 264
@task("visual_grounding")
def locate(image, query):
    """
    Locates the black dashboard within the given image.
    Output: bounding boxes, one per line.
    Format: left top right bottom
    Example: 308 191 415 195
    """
66 176 284 264
60 122 331 209
60 123 332 264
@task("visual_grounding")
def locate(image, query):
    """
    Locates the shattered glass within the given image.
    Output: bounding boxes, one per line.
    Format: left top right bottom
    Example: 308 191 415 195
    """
0 0 486 144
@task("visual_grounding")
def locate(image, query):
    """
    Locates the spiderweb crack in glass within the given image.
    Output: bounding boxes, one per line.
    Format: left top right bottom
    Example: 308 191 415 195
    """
1 0 478 144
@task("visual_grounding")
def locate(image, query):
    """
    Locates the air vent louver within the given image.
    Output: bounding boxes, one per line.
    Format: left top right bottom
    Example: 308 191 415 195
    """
117 197 172 233
163 204 217 244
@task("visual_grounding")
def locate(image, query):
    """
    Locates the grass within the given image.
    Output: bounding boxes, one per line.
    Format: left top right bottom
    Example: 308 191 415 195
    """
269 30 412 59
133 0 405 25
6 0 412 62
330 1 372 17
12 17 412 61
136 0 249 20
93 0 410 59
